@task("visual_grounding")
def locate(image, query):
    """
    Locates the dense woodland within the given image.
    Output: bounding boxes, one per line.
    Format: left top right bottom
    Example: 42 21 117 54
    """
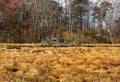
0 0 120 43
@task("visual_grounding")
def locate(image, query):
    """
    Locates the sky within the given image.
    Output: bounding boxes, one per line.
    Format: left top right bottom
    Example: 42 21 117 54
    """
57 0 98 3
56 0 99 7
90 0 97 2
56 0 98 7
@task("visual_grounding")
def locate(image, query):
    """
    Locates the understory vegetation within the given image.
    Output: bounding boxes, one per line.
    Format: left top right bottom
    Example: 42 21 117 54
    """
0 29 118 44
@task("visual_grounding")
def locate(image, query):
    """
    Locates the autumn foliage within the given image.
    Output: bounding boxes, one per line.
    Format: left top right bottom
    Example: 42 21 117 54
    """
0 0 120 43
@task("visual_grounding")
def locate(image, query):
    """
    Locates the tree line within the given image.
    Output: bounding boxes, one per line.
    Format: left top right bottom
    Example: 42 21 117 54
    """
0 0 120 43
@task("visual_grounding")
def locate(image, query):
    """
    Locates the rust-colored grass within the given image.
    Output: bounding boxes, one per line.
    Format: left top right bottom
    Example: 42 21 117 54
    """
0 44 120 82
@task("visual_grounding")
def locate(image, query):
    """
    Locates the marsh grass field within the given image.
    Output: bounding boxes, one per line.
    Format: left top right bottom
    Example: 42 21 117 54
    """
0 44 120 82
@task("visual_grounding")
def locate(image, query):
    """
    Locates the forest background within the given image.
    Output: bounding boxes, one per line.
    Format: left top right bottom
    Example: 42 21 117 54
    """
0 0 120 44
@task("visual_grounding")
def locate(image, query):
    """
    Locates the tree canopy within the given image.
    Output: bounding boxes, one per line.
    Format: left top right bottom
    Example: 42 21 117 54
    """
0 0 120 43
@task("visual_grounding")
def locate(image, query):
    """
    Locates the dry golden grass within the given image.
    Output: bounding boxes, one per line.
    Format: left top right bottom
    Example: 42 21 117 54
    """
0 44 120 82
